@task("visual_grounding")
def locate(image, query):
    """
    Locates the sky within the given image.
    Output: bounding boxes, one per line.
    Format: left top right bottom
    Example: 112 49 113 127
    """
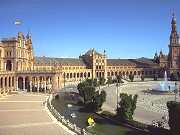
0 0 180 59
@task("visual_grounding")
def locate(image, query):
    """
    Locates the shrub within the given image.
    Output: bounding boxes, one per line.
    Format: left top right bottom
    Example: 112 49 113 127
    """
170 72 179 81
141 75 145 81
78 96 84 105
131 120 147 129
101 111 115 118
129 74 134 82
153 74 158 81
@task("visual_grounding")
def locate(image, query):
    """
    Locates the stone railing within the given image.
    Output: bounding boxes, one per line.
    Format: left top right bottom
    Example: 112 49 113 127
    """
45 94 92 135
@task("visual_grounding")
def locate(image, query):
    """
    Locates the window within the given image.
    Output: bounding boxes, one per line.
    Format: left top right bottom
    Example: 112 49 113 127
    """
138 71 140 75
107 72 110 76
88 72 90 77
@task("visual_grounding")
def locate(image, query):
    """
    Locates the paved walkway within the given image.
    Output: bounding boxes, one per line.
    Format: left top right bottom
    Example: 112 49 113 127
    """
0 92 75 135
101 81 180 128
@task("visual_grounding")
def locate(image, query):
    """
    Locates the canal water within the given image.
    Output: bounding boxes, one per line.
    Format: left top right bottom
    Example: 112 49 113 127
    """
51 92 149 135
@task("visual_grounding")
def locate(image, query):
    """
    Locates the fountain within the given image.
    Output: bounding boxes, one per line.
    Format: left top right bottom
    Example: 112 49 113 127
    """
152 71 177 93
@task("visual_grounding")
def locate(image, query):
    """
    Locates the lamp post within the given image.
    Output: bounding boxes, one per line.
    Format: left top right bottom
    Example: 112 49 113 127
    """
179 85 180 99
80 72 83 83
175 83 177 101
116 81 120 109
85 72 87 80
63 72 66 87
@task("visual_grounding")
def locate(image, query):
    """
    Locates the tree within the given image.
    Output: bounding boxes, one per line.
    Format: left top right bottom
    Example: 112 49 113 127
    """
77 81 89 97
116 93 138 124
141 75 145 81
167 101 180 134
99 77 106 86
170 72 179 81
86 79 93 85
107 77 113 86
93 90 107 111
129 74 134 82
77 80 107 112
93 78 98 87
83 86 95 103
116 74 122 83
153 74 158 81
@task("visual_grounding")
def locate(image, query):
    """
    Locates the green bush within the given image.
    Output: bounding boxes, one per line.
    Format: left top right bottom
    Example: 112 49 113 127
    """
153 74 158 81
170 72 179 81
141 75 145 81
167 101 180 133
129 74 134 82
131 120 147 129
101 111 115 118
78 96 84 105
99 77 106 86
107 77 113 85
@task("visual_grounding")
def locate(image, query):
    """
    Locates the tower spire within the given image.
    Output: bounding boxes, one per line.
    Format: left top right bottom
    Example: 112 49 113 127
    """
26 30 31 39
170 11 179 45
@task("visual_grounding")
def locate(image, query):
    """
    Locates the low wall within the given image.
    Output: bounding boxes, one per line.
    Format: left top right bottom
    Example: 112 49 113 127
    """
45 94 92 135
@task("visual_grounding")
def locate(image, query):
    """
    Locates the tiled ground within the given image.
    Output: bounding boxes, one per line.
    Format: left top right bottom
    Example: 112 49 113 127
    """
0 93 72 135
0 102 43 110
0 123 70 135
102 81 180 127
0 110 52 126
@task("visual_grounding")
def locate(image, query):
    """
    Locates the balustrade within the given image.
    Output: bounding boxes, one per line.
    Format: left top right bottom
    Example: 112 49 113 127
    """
45 94 92 135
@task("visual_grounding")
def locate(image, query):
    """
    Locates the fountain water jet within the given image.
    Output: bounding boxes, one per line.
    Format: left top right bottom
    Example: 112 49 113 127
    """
152 71 176 92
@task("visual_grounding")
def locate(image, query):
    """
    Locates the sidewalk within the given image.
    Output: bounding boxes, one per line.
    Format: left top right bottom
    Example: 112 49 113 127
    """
0 93 75 135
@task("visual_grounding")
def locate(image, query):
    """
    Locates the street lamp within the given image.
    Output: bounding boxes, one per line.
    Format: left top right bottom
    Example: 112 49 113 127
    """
80 72 83 83
116 81 120 109
179 85 180 99
84 72 87 80
63 72 66 87
175 83 177 101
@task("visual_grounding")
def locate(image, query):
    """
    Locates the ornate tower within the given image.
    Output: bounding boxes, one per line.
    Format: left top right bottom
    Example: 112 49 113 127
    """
26 30 34 70
168 12 180 74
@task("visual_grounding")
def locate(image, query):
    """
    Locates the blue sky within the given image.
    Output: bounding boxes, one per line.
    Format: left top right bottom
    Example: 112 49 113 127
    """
0 0 180 58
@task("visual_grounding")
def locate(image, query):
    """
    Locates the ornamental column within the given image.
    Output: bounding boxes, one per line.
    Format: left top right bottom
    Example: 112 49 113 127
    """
23 77 25 91
16 78 18 91
44 78 46 93
3 77 5 95
30 79 32 92
37 78 39 93
11 63 13 71
4 63 6 71
53 75 57 90
0 78 1 91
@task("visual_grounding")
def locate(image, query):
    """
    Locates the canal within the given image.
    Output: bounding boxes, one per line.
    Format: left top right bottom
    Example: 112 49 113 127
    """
51 91 149 135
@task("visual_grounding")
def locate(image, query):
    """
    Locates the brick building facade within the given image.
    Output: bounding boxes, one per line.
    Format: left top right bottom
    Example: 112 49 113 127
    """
0 13 179 95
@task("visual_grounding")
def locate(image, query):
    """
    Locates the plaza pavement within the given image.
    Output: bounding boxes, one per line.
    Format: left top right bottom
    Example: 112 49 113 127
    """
0 92 76 135
101 81 180 128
